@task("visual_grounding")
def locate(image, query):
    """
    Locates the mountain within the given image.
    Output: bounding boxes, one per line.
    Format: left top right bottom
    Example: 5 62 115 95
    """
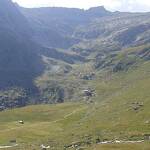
0 0 149 109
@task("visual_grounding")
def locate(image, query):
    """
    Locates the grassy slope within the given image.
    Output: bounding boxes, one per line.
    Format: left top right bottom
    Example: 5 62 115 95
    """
87 61 150 149
0 102 88 149
0 61 149 149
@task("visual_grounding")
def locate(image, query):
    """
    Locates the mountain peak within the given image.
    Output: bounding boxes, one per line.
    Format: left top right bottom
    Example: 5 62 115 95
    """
87 6 106 11
86 6 110 17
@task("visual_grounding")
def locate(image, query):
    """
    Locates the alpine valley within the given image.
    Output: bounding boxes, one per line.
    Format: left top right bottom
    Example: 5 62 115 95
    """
0 0 150 149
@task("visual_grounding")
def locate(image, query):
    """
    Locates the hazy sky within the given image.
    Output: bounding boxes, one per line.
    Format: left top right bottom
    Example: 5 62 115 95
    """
12 0 150 12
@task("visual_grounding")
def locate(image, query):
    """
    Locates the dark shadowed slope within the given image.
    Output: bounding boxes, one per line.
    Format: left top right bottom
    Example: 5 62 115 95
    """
0 0 84 89
0 0 44 89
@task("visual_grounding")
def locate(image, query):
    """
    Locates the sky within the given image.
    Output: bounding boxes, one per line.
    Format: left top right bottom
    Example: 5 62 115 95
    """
12 0 150 12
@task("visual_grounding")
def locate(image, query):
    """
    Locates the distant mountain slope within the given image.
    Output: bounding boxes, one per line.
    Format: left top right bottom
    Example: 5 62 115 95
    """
20 6 111 48
72 12 150 55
